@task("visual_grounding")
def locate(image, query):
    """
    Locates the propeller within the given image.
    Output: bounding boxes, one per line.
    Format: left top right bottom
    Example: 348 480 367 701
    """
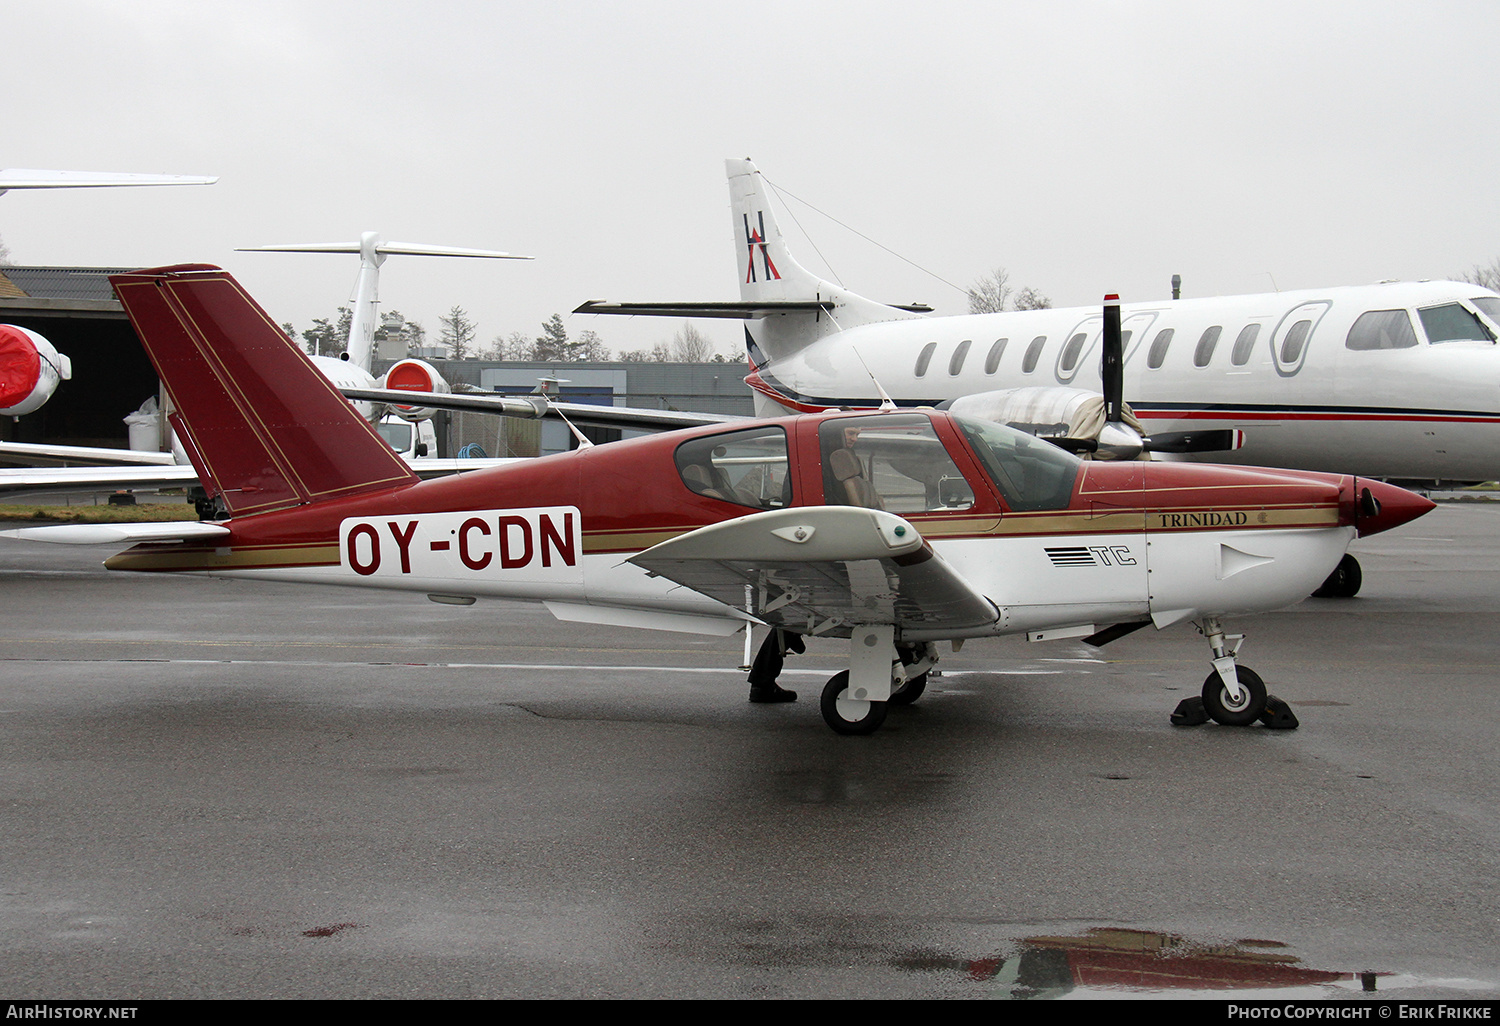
1044 294 1245 460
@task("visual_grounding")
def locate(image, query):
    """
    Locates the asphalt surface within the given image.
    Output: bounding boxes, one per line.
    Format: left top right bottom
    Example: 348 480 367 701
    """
0 505 1497 999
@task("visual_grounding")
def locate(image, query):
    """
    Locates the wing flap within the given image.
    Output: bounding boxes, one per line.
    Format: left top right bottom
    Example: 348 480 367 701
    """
629 507 997 637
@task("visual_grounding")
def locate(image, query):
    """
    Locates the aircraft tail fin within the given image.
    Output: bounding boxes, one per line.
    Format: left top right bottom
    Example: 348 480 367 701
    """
727 159 922 365
110 265 418 518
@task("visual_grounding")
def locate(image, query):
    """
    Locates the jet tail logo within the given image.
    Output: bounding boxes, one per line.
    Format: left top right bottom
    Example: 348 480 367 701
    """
744 211 780 283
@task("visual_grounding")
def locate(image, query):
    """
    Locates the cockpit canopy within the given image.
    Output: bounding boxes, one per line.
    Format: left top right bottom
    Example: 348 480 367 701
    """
673 411 1081 515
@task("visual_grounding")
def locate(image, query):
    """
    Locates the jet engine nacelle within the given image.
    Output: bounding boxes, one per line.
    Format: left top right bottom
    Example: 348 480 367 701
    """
379 358 450 422
0 325 72 417
943 386 1143 444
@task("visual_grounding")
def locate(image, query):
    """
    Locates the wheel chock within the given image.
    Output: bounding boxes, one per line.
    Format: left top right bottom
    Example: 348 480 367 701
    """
1258 694 1300 730
1170 696 1209 726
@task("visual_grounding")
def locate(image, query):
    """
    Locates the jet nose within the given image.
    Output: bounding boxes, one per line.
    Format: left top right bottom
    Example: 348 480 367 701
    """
1354 479 1437 537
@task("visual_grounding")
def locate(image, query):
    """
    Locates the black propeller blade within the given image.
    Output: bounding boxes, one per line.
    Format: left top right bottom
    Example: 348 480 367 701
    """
1101 294 1124 424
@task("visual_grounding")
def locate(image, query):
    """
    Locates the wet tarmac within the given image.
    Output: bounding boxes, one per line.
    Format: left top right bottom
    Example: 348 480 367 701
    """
1 505 1498 999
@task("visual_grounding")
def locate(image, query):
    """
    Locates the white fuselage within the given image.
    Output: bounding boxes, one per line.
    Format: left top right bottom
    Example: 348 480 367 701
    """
751 280 1500 480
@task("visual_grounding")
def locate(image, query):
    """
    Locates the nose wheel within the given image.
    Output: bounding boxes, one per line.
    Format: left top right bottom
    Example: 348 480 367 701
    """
820 670 889 735
1201 665 1267 726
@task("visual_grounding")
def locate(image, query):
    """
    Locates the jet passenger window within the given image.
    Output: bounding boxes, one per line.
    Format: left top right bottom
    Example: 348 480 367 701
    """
1346 310 1418 350
818 415 974 514
1146 329 1175 369
1060 332 1088 372
1193 326 1223 368
675 426 791 510
914 341 938 376
984 338 1008 374
1280 320 1313 363
1021 336 1047 373
949 339 973 375
1418 303 1494 344
1230 324 1261 366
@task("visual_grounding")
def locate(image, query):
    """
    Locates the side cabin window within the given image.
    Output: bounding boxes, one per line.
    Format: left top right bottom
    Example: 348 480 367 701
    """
1021 335 1047 373
1146 328 1175 369
953 415 1080 512
1280 320 1313 363
818 414 974 514
1230 324 1261 366
1346 309 1418 350
1060 332 1089 372
949 338 973 375
1418 303 1494 344
914 341 938 376
675 425 791 510
1193 326 1223 368
984 338 1007 374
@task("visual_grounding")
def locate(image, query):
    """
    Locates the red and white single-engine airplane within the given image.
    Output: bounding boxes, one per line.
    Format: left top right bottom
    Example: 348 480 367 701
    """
4 265 1434 734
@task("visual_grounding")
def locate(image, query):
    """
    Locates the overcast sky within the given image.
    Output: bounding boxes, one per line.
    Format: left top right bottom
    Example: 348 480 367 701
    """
4 0 1498 357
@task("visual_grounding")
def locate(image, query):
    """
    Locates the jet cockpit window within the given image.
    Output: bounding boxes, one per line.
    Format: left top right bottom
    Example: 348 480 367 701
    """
818 414 974 514
1418 303 1495 344
1345 309 1418 350
1021 336 1047 373
1470 297 1500 325
914 341 938 376
953 415 1080 512
985 338 1008 374
675 425 791 510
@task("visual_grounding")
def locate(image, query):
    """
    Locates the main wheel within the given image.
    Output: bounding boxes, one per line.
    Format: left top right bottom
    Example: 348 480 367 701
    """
1312 554 1362 598
888 671 928 706
1201 666 1268 726
819 670 889 735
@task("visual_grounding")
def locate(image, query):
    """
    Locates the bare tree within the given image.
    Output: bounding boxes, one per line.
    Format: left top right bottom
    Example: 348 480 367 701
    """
440 306 478 360
1012 286 1052 310
670 321 715 361
0 234 11 266
1460 258 1500 292
967 268 1012 314
575 328 610 361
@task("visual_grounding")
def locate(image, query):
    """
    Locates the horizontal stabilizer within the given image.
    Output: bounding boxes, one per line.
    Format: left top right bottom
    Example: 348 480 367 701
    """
630 506 998 637
236 241 531 261
0 169 217 192
339 386 740 432
0 521 229 545
0 441 176 467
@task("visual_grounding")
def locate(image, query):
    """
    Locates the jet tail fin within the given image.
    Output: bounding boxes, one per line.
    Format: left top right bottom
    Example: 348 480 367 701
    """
726 159 923 364
110 264 417 518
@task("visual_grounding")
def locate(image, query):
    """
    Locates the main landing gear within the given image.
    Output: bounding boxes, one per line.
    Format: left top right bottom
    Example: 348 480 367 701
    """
818 630 937 735
1312 554 1362 598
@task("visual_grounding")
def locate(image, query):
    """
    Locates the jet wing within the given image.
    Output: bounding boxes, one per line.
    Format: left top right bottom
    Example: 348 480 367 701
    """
573 300 933 317
629 506 998 637
0 441 178 467
0 521 229 545
340 386 742 431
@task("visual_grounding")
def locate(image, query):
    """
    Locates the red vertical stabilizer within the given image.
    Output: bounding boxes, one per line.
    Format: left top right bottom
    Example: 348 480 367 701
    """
111 264 418 517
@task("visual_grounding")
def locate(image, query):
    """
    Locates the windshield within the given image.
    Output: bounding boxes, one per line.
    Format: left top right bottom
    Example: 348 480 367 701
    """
1418 303 1494 344
376 421 413 452
953 415 1080 512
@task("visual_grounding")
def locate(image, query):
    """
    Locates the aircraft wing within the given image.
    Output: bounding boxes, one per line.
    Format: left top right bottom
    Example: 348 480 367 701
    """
0 453 517 500
340 387 743 431
629 506 999 637
573 300 933 317
0 441 178 467
0 464 201 500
